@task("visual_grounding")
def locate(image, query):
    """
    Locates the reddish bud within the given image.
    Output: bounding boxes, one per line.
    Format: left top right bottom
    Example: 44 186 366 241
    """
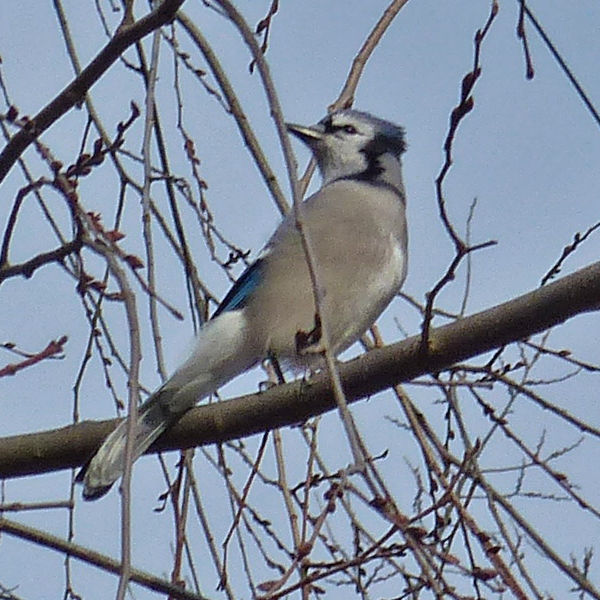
124 254 144 269
7 105 18 122
405 526 428 540
105 229 125 242
472 567 497 581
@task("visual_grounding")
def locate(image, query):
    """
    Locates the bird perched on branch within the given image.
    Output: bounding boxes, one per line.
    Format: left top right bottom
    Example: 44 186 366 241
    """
79 109 408 500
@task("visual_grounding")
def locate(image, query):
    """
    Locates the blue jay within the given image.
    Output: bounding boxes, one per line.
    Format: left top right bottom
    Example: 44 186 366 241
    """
79 109 408 499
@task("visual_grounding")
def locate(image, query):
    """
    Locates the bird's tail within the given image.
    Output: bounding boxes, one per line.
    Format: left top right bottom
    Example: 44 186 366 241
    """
77 388 179 500
77 311 259 500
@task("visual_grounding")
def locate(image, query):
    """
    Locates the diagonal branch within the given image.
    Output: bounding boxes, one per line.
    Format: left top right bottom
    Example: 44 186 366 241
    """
0 517 208 600
0 0 185 184
1 260 599 481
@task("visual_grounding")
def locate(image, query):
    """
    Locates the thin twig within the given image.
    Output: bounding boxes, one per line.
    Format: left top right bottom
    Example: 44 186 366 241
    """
140 29 168 378
420 2 499 353
176 11 289 216
521 1 600 129
82 215 141 600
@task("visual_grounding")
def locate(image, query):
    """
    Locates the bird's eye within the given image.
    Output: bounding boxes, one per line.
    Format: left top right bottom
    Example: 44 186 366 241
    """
343 125 357 134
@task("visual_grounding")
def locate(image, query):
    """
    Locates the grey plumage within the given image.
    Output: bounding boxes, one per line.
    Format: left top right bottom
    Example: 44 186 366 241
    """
79 109 408 500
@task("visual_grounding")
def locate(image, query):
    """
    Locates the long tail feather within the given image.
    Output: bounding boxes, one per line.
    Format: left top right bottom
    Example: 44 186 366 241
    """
78 388 177 500
77 311 259 500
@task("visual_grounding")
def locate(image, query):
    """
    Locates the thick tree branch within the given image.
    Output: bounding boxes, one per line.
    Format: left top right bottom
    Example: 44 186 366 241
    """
0 0 185 184
1 261 599 480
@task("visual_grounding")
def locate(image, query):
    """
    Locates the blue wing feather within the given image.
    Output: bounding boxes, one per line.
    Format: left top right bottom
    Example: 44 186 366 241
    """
213 258 265 318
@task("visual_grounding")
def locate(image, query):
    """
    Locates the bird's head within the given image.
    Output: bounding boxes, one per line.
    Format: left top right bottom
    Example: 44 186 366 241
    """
287 109 406 186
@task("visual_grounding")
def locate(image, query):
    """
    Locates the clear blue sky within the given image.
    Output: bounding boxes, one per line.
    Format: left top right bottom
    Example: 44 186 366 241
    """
1 1 599 598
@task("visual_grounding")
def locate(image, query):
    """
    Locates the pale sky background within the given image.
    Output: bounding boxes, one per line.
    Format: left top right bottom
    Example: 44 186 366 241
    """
1 1 600 599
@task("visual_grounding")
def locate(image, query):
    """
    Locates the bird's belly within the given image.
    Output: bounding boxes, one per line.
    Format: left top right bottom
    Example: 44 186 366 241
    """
261 240 406 365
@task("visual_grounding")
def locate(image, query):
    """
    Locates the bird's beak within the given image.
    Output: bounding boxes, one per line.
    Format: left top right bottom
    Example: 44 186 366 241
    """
286 122 324 146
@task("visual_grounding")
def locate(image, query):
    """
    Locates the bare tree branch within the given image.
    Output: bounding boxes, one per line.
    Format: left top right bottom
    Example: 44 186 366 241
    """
0 517 208 600
1 259 599 480
0 0 186 184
